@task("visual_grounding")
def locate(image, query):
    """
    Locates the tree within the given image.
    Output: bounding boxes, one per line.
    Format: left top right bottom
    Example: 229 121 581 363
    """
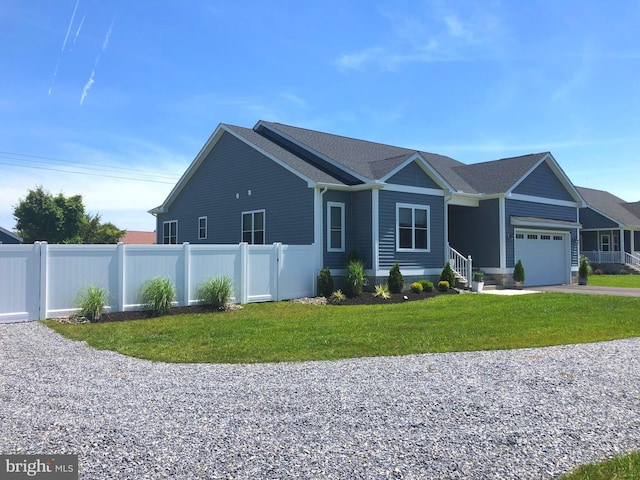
13 186 125 244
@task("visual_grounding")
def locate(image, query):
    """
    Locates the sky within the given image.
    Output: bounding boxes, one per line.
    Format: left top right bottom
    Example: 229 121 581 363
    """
2 0 640 233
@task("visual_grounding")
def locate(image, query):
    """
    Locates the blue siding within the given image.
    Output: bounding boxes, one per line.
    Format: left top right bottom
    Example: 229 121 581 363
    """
506 199 579 267
322 190 373 269
387 161 441 189
0 230 21 244
579 207 618 229
157 132 314 244
581 231 598 251
449 199 500 268
378 190 445 269
513 161 574 201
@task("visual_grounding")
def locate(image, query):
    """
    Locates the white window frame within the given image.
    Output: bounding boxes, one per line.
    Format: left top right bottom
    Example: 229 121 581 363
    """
163 220 177 244
198 216 207 240
327 202 345 252
396 203 430 252
241 209 265 245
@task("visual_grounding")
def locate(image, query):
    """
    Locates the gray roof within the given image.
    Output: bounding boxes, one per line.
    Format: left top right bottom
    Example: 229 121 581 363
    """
452 153 548 194
577 186 640 227
256 121 550 195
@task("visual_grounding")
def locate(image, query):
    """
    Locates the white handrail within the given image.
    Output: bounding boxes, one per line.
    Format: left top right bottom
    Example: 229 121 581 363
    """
448 245 472 284
624 251 640 267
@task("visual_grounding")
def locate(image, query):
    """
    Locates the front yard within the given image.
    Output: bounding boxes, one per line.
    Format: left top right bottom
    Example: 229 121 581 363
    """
588 274 640 288
46 293 640 364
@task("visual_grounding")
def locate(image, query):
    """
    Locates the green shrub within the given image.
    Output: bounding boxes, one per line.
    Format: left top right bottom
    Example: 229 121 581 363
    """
420 279 434 292
410 282 423 293
440 262 456 286
513 259 525 283
317 268 334 298
473 271 484 282
388 263 404 294
329 289 346 304
348 249 361 264
345 260 368 297
197 276 233 310
373 284 390 299
438 280 450 292
141 277 176 316
76 285 108 322
579 256 591 278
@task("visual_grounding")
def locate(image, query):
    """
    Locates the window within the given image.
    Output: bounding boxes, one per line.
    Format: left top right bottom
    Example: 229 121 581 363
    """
327 202 345 252
198 216 207 240
553 235 563 241
396 204 430 251
527 234 538 240
515 233 524 239
541 235 551 240
242 210 265 244
163 220 177 244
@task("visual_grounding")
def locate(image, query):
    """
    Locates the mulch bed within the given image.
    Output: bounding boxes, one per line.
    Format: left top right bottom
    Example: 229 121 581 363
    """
57 289 461 323
329 289 459 306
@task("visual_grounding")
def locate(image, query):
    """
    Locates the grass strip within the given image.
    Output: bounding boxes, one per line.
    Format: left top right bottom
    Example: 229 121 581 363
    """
45 293 640 364
558 451 640 479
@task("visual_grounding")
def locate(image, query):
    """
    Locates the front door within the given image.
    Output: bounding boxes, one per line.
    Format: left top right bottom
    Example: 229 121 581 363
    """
601 234 610 252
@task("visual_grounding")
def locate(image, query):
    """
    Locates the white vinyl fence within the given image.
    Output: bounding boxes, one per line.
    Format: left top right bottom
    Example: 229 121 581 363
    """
0 242 317 323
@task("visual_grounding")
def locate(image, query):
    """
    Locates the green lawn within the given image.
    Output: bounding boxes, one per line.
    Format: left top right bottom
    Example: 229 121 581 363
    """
558 451 640 480
45 293 640 364
588 274 640 288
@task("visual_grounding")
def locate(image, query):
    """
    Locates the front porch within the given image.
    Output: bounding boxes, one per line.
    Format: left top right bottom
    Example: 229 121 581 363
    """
582 250 640 273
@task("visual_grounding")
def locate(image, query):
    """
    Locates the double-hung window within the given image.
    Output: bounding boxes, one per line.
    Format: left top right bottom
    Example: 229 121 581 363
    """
198 216 207 240
242 210 265 244
327 202 345 252
163 220 177 244
396 204 430 251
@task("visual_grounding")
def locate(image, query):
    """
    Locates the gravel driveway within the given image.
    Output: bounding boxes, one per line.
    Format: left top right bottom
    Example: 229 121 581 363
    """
1 322 639 479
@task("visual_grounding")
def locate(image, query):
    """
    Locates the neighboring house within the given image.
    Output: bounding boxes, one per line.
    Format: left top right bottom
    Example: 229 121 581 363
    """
577 186 640 270
119 230 156 244
0 226 23 244
151 121 586 287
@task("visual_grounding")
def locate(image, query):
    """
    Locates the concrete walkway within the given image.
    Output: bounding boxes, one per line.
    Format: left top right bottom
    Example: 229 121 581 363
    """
527 284 640 297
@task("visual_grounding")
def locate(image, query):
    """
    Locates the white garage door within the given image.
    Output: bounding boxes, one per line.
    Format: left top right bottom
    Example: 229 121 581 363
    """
514 231 569 286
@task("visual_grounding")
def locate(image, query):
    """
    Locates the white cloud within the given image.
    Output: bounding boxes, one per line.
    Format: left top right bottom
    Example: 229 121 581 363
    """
80 69 95 105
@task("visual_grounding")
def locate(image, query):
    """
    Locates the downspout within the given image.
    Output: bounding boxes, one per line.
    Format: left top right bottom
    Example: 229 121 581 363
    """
444 193 452 266
315 186 328 289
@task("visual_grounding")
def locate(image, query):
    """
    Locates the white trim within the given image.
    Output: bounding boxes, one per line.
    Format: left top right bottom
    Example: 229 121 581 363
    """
326 202 345 252
314 187 325 271
396 203 431 252
372 189 380 272
507 153 586 206
198 216 207 240
508 193 581 208
0 226 23 243
382 183 445 197
499 197 506 269
379 152 454 192
241 209 266 245
162 220 178 244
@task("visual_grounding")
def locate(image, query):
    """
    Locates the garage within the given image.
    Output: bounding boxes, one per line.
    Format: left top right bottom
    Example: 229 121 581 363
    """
514 230 569 286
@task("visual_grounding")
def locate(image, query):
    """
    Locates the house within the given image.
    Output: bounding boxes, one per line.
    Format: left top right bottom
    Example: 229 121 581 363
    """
119 230 156 244
0 226 22 244
577 186 640 271
150 121 586 287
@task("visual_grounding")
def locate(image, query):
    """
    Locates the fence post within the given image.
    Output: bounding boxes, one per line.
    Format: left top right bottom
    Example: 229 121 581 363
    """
38 242 48 320
183 242 191 307
467 255 473 287
274 242 282 302
239 242 248 303
117 242 125 312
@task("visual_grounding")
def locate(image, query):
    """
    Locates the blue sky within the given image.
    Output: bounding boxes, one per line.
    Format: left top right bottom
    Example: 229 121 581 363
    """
2 0 639 232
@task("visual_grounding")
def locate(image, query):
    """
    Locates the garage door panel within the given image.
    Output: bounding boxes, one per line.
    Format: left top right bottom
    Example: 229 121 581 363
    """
515 232 568 286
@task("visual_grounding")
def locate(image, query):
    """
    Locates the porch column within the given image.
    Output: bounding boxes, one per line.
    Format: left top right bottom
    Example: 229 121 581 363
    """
620 228 625 258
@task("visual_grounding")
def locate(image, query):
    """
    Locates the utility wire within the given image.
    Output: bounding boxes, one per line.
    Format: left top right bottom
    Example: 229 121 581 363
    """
0 151 182 184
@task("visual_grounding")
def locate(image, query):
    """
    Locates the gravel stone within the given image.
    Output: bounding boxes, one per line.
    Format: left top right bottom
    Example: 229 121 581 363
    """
1 322 639 479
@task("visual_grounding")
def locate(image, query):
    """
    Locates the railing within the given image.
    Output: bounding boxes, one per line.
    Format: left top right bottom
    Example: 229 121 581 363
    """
583 251 624 264
625 252 640 269
448 245 472 285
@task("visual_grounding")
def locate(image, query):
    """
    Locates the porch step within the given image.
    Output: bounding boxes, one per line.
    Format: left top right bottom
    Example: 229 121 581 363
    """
626 263 640 274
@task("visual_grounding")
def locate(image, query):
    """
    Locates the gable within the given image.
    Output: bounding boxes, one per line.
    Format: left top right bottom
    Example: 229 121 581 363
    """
580 207 620 229
386 160 443 190
512 160 575 201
